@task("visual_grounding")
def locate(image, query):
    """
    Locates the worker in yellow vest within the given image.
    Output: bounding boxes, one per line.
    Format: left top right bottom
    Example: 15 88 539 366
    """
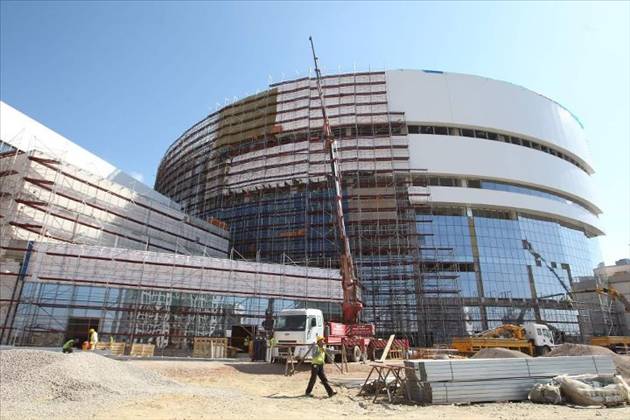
305 336 336 397
88 328 98 350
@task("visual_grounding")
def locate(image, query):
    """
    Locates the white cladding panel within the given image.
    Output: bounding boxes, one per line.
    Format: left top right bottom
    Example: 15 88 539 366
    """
385 70 593 170
415 186 604 236
0 101 173 206
407 134 600 214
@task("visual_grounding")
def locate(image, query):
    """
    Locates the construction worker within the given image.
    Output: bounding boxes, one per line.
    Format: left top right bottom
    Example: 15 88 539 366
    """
243 335 250 353
267 335 278 363
88 328 98 350
62 338 78 354
305 336 337 398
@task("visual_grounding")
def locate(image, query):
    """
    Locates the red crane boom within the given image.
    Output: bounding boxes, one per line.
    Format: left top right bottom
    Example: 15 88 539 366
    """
309 36 363 323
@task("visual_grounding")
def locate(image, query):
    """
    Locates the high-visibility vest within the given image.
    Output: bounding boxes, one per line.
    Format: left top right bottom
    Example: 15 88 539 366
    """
312 345 326 365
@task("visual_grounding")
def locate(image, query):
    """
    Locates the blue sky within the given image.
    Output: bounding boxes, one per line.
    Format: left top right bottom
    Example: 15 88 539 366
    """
1 1 628 264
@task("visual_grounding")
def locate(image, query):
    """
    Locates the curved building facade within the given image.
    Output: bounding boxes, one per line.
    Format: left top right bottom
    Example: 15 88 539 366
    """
155 70 603 345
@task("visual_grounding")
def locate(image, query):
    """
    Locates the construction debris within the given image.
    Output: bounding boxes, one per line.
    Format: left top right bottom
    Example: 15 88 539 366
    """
530 374 630 407
528 382 563 404
404 356 616 404
555 374 630 406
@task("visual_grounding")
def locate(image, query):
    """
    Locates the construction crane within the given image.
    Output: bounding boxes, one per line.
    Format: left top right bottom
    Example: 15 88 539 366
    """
522 239 572 296
523 239 630 312
309 36 363 324
574 286 630 313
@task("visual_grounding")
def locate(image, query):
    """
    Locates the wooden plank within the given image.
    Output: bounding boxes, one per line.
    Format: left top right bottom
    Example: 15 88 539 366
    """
193 337 228 358
378 334 395 363
129 343 155 357
110 342 126 356
94 342 110 350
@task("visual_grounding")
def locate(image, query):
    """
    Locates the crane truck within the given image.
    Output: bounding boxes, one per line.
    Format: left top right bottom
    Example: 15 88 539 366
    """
451 322 556 356
272 38 408 362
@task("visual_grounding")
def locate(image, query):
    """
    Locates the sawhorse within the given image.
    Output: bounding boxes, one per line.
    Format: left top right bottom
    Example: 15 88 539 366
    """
358 363 411 403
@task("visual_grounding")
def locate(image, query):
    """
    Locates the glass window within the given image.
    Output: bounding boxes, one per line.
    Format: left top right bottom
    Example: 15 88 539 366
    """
461 128 475 137
408 125 420 134
275 315 307 331
434 126 448 135
475 130 488 139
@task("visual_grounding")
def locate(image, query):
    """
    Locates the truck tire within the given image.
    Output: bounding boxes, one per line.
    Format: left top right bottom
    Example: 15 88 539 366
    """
536 345 551 356
348 345 361 362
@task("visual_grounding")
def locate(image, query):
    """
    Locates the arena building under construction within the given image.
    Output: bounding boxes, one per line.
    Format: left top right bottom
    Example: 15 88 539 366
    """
0 69 617 351
154 70 608 345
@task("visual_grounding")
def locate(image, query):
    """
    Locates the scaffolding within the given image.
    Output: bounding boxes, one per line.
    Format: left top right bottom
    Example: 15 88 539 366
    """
0 143 229 257
154 71 470 345
154 70 617 347
0 242 340 350
1 72 618 351
0 140 341 352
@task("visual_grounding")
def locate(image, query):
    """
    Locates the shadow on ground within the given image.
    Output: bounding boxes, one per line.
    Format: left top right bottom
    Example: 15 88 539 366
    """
225 362 311 375
265 393 322 400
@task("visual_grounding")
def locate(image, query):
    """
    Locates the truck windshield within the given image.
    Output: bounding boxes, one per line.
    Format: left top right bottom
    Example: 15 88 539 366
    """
275 315 307 331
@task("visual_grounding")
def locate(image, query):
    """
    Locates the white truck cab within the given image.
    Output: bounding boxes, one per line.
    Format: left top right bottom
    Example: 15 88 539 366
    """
273 308 324 359
523 322 555 354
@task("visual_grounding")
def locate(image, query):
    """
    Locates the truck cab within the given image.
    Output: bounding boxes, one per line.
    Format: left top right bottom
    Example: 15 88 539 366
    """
523 322 555 354
273 308 324 359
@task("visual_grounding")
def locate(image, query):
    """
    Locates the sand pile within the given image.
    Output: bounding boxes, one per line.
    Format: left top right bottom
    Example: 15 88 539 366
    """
546 343 630 379
471 348 532 358
0 349 178 419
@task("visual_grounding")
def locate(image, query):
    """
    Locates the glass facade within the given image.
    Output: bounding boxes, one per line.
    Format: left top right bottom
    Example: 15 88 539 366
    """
478 181 593 213
9 282 340 353
417 206 601 337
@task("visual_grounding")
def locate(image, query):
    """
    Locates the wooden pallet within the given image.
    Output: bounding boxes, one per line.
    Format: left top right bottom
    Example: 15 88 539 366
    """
129 343 155 357
110 342 126 356
192 337 228 358
93 342 110 350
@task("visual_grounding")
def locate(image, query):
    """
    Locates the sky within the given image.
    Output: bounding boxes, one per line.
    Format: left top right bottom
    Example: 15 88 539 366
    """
1 1 629 264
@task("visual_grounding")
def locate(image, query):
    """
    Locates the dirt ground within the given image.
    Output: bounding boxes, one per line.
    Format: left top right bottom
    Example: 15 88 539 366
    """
93 359 630 420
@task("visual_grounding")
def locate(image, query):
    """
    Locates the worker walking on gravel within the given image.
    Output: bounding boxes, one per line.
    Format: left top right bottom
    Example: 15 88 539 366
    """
62 338 79 354
305 336 337 398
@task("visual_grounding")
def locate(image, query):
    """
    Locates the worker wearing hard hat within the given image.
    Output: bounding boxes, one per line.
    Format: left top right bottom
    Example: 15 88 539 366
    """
88 328 98 350
305 336 337 398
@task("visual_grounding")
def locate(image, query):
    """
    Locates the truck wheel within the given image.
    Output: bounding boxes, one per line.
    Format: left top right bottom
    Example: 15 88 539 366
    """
538 346 551 356
348 346 361 362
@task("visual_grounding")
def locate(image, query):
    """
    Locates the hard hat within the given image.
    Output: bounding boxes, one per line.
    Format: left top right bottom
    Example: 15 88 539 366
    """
316 335 325 342
89 328 95 333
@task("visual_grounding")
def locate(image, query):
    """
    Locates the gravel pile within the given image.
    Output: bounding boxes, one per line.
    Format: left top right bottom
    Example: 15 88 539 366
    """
0 349 179 419
546 343 630 379
471 348 532 358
